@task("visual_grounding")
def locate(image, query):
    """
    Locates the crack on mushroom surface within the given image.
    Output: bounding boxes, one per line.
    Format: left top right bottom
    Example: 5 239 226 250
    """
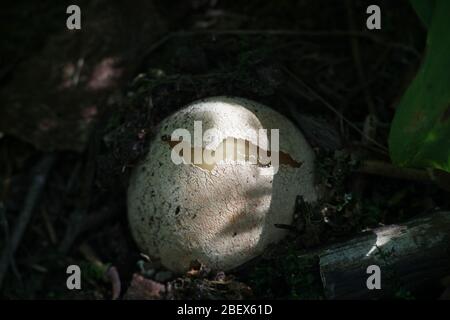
162 135 303 171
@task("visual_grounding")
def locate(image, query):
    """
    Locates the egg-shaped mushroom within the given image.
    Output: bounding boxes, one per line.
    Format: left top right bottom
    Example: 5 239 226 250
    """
127 96 317 273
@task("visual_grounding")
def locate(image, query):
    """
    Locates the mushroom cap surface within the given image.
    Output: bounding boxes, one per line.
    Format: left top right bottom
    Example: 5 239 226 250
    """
127 96 317 272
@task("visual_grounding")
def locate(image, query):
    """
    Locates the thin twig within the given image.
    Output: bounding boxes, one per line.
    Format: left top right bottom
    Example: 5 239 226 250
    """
0 203 20 281
357 160 450 192
152 29 383 42
345 1 379 149
41 208 58 245
171 29 417 54
357 160 430 182
0 154 56 288
60 205 121 254
59 208 86 254
79 244 121 300
79 243 104 268
345 0 376 116
173 29 379 38
59 127 99 254
141 28 406 60
282 67 389 154
106 266 121 300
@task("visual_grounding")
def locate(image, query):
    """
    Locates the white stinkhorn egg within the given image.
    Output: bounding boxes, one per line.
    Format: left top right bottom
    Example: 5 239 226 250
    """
127 96 317 273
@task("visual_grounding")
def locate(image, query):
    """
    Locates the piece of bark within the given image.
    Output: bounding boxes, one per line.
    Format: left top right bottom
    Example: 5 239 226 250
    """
319 211 450 299
0 0 166 152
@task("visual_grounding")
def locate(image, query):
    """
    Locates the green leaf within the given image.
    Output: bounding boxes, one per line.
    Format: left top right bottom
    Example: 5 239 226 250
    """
409 0 436 29
389 0 450 172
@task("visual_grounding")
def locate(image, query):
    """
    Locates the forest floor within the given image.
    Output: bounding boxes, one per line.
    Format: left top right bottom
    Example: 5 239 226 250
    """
1 0 449 299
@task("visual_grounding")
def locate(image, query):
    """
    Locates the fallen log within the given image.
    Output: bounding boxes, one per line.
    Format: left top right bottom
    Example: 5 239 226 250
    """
319 211 450 299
